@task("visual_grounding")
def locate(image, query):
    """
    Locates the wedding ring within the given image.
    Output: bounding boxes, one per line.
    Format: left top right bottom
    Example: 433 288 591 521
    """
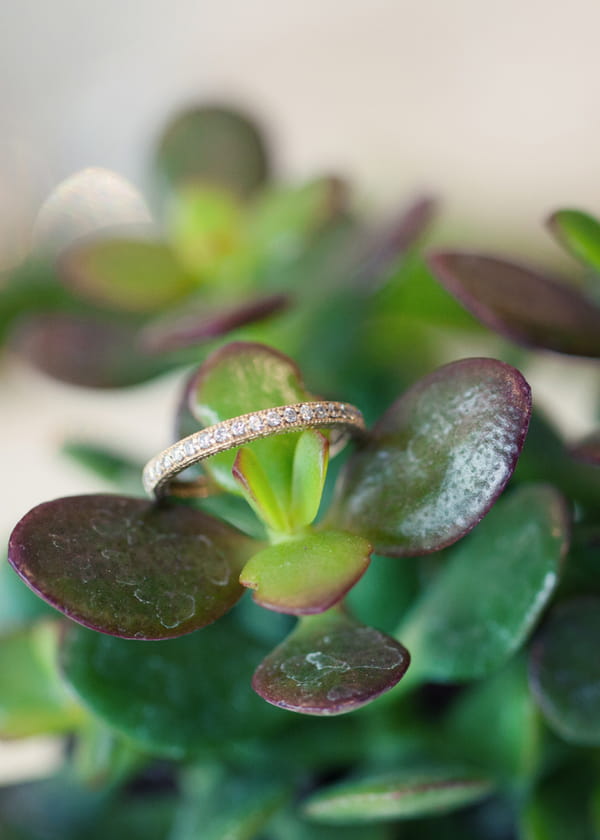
143 400 366 499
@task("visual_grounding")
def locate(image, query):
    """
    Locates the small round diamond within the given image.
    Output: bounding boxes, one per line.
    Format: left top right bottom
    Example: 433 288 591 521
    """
300 404 313 422
214 426 231 444
232 419 247 436
327 402 338 417
164 453 174 468
249 415 264 433
283 407 297 423
199 432 213 449
314 403 326 419
173 446 185 462
267 410 281 427
184 439 197 456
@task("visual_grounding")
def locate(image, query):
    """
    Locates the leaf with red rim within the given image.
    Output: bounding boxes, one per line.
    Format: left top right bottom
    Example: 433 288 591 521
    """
428 251 600 356
12 314 168 388
8 494 253 639
333 358 531 556
252 608 410 715
240 531 372 615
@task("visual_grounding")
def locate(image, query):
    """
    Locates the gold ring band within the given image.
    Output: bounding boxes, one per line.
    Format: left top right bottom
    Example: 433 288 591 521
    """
143 401 366 499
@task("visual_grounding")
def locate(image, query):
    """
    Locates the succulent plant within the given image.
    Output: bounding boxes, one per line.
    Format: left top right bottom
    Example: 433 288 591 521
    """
2 106 600 840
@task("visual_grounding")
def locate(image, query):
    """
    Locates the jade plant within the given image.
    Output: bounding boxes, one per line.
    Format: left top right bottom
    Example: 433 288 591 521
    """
3 103 600 839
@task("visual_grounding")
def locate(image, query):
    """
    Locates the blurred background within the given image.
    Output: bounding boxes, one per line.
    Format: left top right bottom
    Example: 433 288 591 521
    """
1 0 600 790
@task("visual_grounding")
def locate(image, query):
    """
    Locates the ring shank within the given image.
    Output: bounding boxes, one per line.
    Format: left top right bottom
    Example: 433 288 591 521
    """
143 401 365 499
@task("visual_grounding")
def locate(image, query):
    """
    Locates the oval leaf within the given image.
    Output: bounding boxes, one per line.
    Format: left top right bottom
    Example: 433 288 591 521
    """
12 314 167 388
61 616 285 757
252 609 410 715
400 484 568 681
529 598 600 745
154 104 269 199
240 531 372 614
548 209 600 274
187 341 314 498
8 494 252 639
60 238 194 313
303 765 493 823
427 252 600 356
334 357 531 556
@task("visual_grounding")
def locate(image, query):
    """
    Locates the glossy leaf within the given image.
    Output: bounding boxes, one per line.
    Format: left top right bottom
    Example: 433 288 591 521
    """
233 447 290 533
252 608 410 715
239 531 372 615
548 209 600 274
12 314 167 388
427 252 600 356
154 104 269 199
303 765 493 823
61 616 285 757
290 430 329 529
60 238 194 313
139 293 288 354
8 494 252 639
0 621 84 737
334 358 531 556
529 598 600 745
569 431 600 466
400 484 568 681
187 341 314 498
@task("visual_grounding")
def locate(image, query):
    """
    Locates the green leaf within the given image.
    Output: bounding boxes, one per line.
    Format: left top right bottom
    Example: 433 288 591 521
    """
548 209 600 274
60 614 286 758
252 608 410 715
60 238 195 313
302 764 493 823
290 430 329 529
62 440 143 493
0 621 84 736
9 494 253 639
187 342 314 502
239 531 371 614
400 484 568 681
428 251 600 357
520 760 600 840
154 104 269 199
233 447 290 533
333 358 531 556
529 598 600 745
444 657 540 784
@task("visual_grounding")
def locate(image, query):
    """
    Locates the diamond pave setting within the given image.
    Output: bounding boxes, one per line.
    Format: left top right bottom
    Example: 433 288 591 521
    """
143 401 365 498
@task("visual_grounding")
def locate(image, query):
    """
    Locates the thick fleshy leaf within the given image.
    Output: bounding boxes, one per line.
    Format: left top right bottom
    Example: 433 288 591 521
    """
240 531 372 615
290 430 329 529
548 209 600 274
12 314 167 388
529 598 600 745
233 447 290 532
60 615 286 757
31 167 152 258
252 608 410 715
154 104 269 199
8 494 253 639
400 484 568 681
187 342 314 499
60 238 194 313
520 760 600 840
444 657 539 783
427 252 600 356
334 358 531 556
139 293 289 354
569 431 600 466
0 621 84 737
302 765 493 823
